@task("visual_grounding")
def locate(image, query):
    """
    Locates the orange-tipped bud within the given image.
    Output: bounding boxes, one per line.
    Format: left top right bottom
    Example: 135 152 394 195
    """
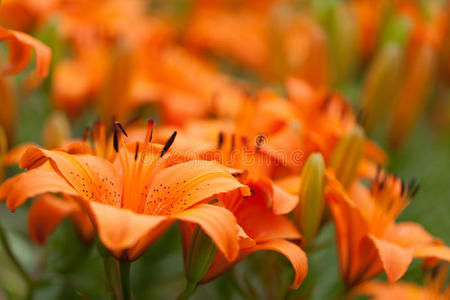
330 125 365 188
295 153 325 247
42 111 71 149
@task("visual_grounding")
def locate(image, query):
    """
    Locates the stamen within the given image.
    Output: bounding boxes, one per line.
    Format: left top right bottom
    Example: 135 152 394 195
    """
217 131 224 149
113 127 119 152
82 126 90 142
400 180 406 197
160 131 177 157
134 143 139 161
409 184 420 198
231 133 236 152
256 134 264 153
114 121 128 137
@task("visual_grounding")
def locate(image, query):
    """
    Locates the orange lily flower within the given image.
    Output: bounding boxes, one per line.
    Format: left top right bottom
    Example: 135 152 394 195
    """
0 122 250 261
1 120 127 245
181 182 308 290
155 127 307 289
351 263 450 300
325 170 450 287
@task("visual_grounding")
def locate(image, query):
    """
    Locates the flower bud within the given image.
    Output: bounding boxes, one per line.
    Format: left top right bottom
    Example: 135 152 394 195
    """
330 125 365 188
42 111 71 149
0 76 16 144
388 43 436 148
360 44 403 132
295 153 325 247
328 3 358 85
184 225 217 286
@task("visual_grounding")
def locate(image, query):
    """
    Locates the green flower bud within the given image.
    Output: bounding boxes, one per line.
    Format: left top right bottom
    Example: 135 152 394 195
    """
295 153 325 247
330 125 365 188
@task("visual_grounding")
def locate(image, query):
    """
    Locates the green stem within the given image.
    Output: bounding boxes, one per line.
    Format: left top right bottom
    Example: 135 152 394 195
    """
0 224 33 299
119 260 131 300
97 240 133 300
177 281 197 300
100 254 122 300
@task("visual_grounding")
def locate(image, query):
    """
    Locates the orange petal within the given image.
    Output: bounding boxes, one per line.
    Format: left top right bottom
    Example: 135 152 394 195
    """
248 177 298 215
242 239 308 289
325 171 369 281
0 167 78 211
175 204 239 261
87 201 170 258
3 143 37 166
28 195 78 244
351 280 425 300
19 146 122 206
385 222 435 248
145 160 250 215
235 194 301 243
0 26 51 77
363 234 414 282
413 245 450 262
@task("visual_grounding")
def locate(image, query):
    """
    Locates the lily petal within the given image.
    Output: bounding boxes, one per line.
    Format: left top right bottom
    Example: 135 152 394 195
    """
20 146 122 206
0 167 78 211
235 195 301 243
248 177 298 215
243 239 308 289
363 234 414 283
176 204 239 261
87 201 169 257
28 195 78 244
145 160 250 215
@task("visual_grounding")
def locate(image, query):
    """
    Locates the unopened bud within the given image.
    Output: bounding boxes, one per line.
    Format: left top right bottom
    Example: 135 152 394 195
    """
295 153 325 247
360 44 403 132
330 125 365 188
388 43 436 148
183 225 217 296
42 111 71 149
328 3 358 84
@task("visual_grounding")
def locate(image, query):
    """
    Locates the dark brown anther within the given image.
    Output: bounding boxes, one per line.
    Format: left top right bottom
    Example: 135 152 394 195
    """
256 134 264 153
375 164 381 182
114 122 128 137
378 180 385 190
113 127 119 152
160 131 177 157
148 119 154 143
400 180 406 197
134 143 139 161
410 184 420 198
217 131 224 149
82 126 90 142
